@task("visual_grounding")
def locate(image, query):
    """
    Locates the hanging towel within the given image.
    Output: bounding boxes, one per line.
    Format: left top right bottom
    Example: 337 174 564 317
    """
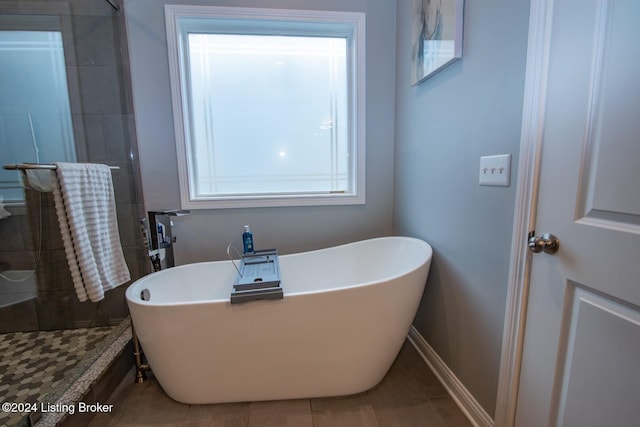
24 169 56 192
51 162 130 302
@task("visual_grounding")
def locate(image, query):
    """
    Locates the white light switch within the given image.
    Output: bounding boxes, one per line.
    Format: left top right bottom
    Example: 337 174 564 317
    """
479 154 511 186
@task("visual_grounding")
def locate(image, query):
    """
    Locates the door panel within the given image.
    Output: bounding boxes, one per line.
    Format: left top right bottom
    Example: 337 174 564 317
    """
515 0 640 426
576 0 640 230
553 285 640 426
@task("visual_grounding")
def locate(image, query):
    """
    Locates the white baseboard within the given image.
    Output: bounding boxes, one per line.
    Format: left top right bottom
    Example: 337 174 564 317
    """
408 326 494 427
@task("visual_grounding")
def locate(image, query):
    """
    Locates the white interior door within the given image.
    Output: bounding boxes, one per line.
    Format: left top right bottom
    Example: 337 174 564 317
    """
514 0 640 426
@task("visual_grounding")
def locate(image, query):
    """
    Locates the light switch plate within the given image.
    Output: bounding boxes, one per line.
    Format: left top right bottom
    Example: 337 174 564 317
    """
479 154 511 186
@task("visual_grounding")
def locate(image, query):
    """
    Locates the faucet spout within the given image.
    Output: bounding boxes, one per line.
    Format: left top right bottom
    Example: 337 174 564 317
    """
143 209 191 271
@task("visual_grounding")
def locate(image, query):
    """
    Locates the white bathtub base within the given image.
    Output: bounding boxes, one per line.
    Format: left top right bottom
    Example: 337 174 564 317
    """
127 237 432 404
147 281 420 404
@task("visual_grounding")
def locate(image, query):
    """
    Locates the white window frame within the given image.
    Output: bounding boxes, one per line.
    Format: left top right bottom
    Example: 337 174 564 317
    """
165 5 366 209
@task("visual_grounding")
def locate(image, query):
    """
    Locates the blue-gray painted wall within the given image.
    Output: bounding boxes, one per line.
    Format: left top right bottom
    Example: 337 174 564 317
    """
394 0 530 415
124 0 396 262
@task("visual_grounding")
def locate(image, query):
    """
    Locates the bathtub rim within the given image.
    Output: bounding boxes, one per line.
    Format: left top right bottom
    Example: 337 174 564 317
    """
126 236 432 307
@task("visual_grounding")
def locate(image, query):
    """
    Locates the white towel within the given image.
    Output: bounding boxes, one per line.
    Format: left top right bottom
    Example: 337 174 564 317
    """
24 169 56 192
51 162 130 302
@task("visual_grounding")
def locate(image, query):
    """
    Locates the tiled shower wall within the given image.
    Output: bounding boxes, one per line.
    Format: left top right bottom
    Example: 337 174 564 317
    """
0 0 147 333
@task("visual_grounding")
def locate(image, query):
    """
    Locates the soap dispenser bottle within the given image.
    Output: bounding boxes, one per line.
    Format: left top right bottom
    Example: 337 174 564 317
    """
242 225 254 254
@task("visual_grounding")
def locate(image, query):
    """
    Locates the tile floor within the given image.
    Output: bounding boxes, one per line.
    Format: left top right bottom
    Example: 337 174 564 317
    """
88 340 472 426
0 326 116 427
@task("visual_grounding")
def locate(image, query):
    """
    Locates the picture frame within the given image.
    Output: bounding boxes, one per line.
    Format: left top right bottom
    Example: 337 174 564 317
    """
411 0 464 85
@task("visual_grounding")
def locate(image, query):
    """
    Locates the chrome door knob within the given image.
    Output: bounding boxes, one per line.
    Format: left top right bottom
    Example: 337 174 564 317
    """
528 233 560 254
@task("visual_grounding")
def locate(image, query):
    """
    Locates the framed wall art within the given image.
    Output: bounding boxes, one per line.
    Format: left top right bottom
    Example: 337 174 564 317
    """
411 0 464 85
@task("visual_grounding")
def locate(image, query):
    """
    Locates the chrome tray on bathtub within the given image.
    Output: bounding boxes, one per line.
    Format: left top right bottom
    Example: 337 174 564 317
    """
230 249 283 304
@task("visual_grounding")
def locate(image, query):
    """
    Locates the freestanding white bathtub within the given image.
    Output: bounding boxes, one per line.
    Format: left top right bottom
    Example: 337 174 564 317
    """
126 236 432 404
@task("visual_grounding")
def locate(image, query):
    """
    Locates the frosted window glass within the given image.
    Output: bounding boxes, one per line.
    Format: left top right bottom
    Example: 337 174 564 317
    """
166 6 365 208
186 34 349 196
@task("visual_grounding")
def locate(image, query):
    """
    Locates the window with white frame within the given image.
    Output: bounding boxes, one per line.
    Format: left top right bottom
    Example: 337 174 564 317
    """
165 6 366 208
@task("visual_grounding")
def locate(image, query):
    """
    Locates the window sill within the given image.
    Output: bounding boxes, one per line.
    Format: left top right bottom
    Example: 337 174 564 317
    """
181 192 365 210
